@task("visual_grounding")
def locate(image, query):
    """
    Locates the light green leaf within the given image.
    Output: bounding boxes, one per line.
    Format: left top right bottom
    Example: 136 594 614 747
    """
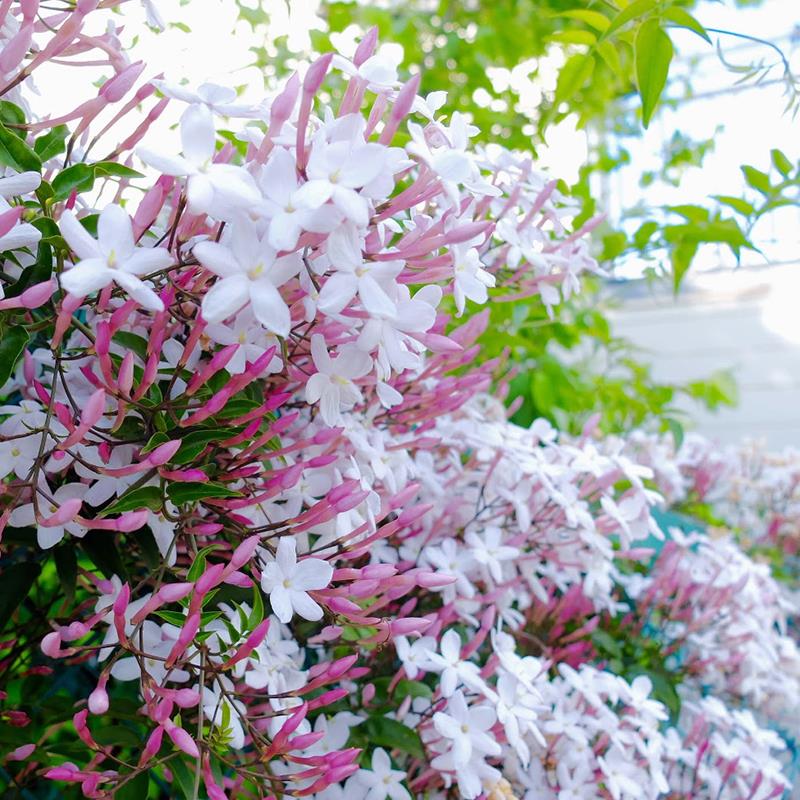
554 53 595 105
635 19 673 127
662 7 711 43
603 0 659 39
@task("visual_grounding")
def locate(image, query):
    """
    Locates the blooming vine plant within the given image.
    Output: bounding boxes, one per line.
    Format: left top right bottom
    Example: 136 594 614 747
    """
0 3 796 800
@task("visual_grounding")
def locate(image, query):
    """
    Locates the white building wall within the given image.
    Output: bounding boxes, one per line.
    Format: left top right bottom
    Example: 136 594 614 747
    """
606 263 800 448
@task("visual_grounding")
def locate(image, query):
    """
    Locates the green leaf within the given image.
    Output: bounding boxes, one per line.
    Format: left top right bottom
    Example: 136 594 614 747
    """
596 41 625 81
102 485 163 516
167 482 243 505
51 163 95 200
635 20 673 128
0 101 26 129
92 161 144 180
770 148 793 177
355 717 424 759
0 562 41 622
54 545 78 603
670 239 699 293
4 241 53 298
633 220 659 249
187 544 220 582
33 125 69 162
713 195 755 216
592 628 623 659
662 7 711 43
554 53 595 105
551 30 597 46
93 726 143 747
167 758 195 800
0 327 30 388
112 331 149 361
603 0 658 39
0 122 41 172
173 429 236 464
248 582 265 628
80 531 127 578
557 9 610 32
395 679 433 701
664 417 685 449
668 204 709 223
741 164 771 195
116 771 150 800
140 432 170 454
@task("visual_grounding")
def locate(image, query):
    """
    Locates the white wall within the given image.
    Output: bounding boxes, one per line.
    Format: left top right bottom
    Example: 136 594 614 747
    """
606 263 800 448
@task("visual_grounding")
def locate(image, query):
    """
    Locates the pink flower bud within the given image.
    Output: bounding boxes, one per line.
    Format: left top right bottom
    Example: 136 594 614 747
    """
44 765 81 781
39 498 82 527
389 617 432 636
139 726 164 766
62 621 90 641
41 631 62 657
87 677 109 715
172 688 201 708
165 723 200 758
158 582 193 603
20 278 55 309
7 743 35 761
100 61 145 102
229 535 260 570
415 570 457 589
145 439 181 466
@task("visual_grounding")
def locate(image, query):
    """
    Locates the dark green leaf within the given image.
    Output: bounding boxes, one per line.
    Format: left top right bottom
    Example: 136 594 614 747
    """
0 562 41 622
33 125 69 162
112 331 149 361
102 485 163 516
140 432 170 454
0 122 41 171
80 531 127 578
0 327 30 387
0 101 26 129
187 544 220 582
4 241 53 298
173 429 236 464
248 582 265 628
354 717 424 759
51 163 95 200
635 20 673 128
167 482 243 505
54 545 78 603
116 771 150 800
92 161 144 179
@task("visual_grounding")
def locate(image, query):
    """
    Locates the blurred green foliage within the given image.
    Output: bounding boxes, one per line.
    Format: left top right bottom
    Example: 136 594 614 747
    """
235 0 799 436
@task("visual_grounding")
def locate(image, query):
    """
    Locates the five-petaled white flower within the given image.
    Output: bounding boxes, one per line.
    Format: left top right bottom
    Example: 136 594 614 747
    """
306 334 372 427
348 748 411 800
432 689 501 767
59 205 170 311
260 536 333 623
194 221 301 336
293 129 387 227
138 105 259 213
